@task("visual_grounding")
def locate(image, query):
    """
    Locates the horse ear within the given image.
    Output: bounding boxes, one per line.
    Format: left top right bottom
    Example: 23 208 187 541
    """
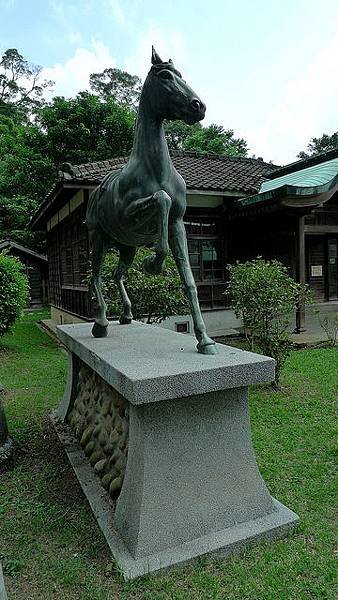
168 58 173 64
151 46 163 65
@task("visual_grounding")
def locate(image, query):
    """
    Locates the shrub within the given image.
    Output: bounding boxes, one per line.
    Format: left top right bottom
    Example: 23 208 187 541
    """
101 247 189 324
227 257 312 386
0 251 29 337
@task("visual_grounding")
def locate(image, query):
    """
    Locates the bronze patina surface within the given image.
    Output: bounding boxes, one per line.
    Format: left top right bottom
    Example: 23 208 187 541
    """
86 47 216 355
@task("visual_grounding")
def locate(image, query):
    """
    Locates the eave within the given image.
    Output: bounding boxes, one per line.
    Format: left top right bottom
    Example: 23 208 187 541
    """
0 240 47 262
235 174 338 215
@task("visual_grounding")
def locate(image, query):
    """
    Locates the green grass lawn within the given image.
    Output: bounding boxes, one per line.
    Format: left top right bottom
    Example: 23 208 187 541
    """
0 311 336 599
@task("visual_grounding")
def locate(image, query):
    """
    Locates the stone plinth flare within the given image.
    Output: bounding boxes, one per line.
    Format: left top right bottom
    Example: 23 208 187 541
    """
54 321 299 579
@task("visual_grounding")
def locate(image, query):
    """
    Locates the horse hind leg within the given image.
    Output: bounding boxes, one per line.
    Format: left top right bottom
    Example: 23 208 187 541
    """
89 230 109 338
114 245 136 324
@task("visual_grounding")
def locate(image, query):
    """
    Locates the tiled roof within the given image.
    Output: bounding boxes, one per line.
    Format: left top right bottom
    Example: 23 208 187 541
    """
60 151 278 194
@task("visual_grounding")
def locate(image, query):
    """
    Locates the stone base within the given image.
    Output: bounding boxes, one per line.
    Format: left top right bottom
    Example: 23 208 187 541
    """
0 436 15 464
51 412 298 579
55 321 299 580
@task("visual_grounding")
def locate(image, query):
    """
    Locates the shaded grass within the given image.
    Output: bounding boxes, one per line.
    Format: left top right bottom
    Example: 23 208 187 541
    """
0 312 336 599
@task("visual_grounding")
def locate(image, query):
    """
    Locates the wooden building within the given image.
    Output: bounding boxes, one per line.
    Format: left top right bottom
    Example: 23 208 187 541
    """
30 149 338 334
0 240 48 307
228 149 338 329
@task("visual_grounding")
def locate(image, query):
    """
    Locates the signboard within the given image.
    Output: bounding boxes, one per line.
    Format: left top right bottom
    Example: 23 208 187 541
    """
311 265 323 277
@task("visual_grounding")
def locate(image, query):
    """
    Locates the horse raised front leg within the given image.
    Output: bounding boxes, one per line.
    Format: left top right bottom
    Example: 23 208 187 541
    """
114 244 136 324
125 190 172 275
144 190 171 274
169 219 217 355
89 229 109 338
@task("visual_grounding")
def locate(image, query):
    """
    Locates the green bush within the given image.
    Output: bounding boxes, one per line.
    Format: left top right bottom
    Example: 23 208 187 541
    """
227 257 312 386
0 251 29 337
101 247 189 324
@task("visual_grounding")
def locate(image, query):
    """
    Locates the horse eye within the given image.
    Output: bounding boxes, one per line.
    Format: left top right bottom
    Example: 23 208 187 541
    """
159 70 173 80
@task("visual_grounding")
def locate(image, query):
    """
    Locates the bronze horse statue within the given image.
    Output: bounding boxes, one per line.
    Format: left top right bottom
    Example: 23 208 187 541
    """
86 47 217 355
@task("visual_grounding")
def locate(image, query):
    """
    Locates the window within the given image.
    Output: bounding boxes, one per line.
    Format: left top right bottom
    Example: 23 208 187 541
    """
59 210 88 288
184 214 227 310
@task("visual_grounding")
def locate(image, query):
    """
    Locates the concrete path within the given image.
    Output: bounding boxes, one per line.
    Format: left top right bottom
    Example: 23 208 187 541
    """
39 302 338 348
290 302 338 346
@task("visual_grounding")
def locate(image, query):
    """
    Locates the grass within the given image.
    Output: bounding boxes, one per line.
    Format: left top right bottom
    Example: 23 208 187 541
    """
0 311 337 599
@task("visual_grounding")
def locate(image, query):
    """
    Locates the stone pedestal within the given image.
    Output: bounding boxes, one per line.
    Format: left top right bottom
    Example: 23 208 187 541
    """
54 321 299 579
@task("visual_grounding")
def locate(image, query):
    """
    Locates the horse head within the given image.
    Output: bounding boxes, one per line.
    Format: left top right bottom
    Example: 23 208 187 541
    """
141 46 206 125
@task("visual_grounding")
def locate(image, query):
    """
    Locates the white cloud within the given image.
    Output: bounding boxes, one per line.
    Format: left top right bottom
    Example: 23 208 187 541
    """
68 31 83 45
124 25 189 81
42 40 116 98
108 0 125 25
240 30 338 164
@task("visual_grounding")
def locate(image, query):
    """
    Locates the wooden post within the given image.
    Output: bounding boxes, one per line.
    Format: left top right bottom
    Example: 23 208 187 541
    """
295 215 306 332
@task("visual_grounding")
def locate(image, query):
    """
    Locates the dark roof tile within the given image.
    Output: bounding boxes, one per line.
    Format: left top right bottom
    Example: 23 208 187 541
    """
31 152 279 229
60 151 278 194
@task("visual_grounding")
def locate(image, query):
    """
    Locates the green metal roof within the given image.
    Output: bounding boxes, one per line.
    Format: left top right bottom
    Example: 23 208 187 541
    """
237 154 338 210
260 158 338 193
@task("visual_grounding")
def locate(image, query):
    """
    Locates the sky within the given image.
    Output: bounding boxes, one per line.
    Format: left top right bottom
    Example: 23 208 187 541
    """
1 0 338 165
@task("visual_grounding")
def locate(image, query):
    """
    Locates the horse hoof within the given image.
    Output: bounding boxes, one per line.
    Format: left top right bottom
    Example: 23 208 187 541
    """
119 315 132 325
197 342 217 355
92 322 108 338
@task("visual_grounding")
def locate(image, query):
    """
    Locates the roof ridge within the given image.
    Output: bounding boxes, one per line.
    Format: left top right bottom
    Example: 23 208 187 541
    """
266 148 338 180
67 151 277 173
169 149 277 168
71 156 126 170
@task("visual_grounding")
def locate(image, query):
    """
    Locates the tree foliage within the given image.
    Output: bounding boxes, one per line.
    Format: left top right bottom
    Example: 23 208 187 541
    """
164 120 202 151
38 92 135 165
227 258 312 386
0 251 29 337
183 124 248 156
0 115 56 199
165 121 248 156
101 248 189 324
0 48 53 119
89 67 142 108
0 113 56 249
298 132 338 159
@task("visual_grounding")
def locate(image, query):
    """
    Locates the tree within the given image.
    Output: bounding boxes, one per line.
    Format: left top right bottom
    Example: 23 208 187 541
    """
298 132 338 159
0 115 56 199
164 120 202 151
0 195 46 251
0 114 56 250
227 258 312 386
38 92 135 166
0 251 29 337
101 248 189 324
0 48 53 119
183 124 248 157
89 67 142 108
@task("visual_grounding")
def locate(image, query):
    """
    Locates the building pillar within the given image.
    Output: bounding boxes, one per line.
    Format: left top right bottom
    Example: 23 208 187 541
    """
295 215 306 332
